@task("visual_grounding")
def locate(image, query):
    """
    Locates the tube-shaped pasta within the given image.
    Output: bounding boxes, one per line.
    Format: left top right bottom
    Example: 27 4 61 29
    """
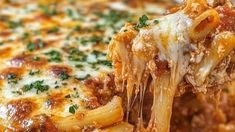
188 32 235 87
101 122 134 132
189 9 220 41
183 0 208 17
54 96 123 131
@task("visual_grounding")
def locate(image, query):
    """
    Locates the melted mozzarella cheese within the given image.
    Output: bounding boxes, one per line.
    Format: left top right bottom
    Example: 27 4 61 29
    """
108 11 193 132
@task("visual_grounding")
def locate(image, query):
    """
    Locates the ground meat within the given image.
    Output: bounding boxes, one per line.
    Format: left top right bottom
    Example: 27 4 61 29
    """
171 89 235 132
84 74 117 106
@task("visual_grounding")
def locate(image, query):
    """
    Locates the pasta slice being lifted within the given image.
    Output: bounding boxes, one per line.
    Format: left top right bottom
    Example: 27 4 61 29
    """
108 0 235 131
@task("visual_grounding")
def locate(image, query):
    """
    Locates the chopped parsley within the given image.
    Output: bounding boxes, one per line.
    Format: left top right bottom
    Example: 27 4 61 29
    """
48 27 59 33
45 50 62 62
69 104 78 114
8 21 22 29
12 91 22 95
154 19 159 24
67 48 87 61
33 56 41 61
92 50 106 58
64 94 71 98
27 42 36 51
89 35 103 43
80 35 103 45
22 32 30 40
7 73 16 80
40 5 57 16
75 64 83 68
97 60 112 67
59 72 70 81
22 80 49 94
65 8 74 18
27 40 45 51
7 73 18 84
29 69 41 76
134 15 149 31
94 10 133 33
74 25 81 32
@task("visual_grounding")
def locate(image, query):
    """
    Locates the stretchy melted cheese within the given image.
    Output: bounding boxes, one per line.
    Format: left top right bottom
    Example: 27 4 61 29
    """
108 0 235 131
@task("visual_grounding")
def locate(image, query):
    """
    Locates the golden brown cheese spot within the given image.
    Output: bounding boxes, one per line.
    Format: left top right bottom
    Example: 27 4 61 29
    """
0 31 12 37
0 67 24 80
216 6 235 32
39 116 58 132
0 22 7 30
47 65 72 77
7 99 36 121
9 54 47 68
115 24 138 50
34 14 59 30
31 115 58 132
0 47 12 58
47 92 65 109
13 114 59 132
0 80 3 88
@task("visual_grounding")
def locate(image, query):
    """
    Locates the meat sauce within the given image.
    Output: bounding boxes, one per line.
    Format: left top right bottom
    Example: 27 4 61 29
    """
217 6 235 32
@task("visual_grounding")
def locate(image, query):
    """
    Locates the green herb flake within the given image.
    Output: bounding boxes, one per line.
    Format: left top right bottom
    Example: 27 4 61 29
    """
29 70 41 76
75 64 83 68
79 35 103 45
98 60 112 67
74 25 81 31
92 50 106 58
59 72 70 81
40 5 57 16
12 91 22 95
33 56 41 61
27 40 45 52
153 19 159 24
134 15 149 31
67 48 87 62
8 21 22 29
45 50 62 62
22 84 32 92
65 94 71 98
89 35 102 43
27 42 36 51
65 8 74 18
22 80 49 93
7 73 18 84
22 32 30 40
7 73 16 80
69 104 78 114
48 27 59 33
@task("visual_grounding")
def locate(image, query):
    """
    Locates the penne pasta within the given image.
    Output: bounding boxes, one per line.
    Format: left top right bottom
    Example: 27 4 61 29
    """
101 122 134 132
187 32 235 88
54 96 124 131
189 9 220 41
